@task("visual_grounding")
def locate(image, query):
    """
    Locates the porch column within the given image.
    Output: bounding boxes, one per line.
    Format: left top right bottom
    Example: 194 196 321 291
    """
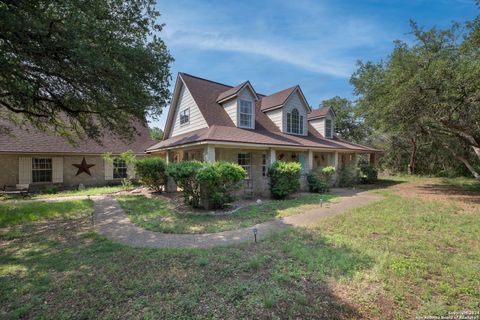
333 151 339 170
203 145 215 162
370 152 377 166
307 150 314 173
352 153 359 167
165 151 171 164
269 148 276 165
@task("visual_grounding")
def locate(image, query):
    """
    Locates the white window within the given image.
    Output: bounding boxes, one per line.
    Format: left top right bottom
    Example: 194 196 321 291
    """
113 158 128 179
32 158 52 183
180 108 190 125
237 153 251 178
239 100 253 128
326 119 332 138
286 108 304 134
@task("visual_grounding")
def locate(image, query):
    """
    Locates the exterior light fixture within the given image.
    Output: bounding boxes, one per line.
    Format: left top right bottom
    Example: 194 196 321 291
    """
253 228 258 243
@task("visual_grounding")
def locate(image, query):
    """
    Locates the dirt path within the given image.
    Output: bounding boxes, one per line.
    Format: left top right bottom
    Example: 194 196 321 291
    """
93 189 382 249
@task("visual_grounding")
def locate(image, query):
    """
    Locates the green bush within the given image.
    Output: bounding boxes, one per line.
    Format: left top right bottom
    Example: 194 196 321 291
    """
359 164 378 184
167 161 203 207
197 161 246 209
121 178 133 191
307 166 336 193
167 161 245 209
307 173 329 193
338 166 359 187
134 157 167 191
267 161 301 199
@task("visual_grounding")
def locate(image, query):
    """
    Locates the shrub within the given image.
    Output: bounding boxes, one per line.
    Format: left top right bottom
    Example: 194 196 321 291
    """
359 164 378 184
338 166 359 187
307 173 329 193
307 166 336 193
167 161 203 207
197 161 246 209
121 178 133 191
168 161 246 209
267 161 301 199
320 166 336 185
134 157 167 191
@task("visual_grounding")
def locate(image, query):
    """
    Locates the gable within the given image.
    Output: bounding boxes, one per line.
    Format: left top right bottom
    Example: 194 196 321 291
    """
168 80 208 138
282 90 309 136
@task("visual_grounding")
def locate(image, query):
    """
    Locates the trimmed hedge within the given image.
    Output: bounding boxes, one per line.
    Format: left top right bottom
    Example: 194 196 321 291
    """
134 157 167 191
267 161 301 199
167 161 203 207
359 164 378 184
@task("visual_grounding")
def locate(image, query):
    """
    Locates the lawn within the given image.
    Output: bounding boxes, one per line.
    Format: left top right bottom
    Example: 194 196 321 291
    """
0 200 93 228
0 185 128 201
1 177 478 319
117 193 337 234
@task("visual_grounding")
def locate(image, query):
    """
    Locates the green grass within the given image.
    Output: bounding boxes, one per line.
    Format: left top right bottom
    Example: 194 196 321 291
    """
0 200 93 227
0 178 479 318
440 176 480 192
1 185 127 201
117 194 337 234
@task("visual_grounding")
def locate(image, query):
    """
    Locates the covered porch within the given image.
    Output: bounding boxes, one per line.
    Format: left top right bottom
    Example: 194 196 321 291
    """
153 143 376 197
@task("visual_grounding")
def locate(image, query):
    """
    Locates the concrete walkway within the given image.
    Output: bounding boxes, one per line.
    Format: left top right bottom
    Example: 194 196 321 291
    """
93 189 382 249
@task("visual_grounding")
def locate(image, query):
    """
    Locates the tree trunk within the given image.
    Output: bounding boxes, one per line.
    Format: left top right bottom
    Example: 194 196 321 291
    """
456 154 480 180
408 138 417 175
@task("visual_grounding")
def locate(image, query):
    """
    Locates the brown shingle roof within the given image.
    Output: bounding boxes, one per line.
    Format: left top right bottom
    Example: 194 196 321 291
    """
0 119 156 154
260 86 297 111
216 81 248 102
153 73 377 153
308 106 332 120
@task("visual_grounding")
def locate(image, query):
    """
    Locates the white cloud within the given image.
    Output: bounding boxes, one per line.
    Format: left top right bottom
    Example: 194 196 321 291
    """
157 0 391 78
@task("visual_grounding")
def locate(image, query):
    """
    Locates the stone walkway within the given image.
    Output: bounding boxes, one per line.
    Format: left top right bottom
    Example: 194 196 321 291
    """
93 189 382 249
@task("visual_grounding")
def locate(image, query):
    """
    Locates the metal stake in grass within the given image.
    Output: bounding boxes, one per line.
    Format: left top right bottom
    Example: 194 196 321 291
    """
253 228 258 243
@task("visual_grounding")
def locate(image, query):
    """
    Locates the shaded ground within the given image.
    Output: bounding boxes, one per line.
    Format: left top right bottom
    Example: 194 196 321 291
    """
1 176 479 319
387 177 480 211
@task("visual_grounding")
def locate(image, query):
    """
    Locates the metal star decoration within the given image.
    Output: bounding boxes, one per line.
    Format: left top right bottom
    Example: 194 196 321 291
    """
72 157 95 176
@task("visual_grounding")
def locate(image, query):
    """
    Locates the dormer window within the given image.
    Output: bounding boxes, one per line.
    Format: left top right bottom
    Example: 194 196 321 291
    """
286 108 304 135
326 118 332 138
180 108 190 125
239 99 253 128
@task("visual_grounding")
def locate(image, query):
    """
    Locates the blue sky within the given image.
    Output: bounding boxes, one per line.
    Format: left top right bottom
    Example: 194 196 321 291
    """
150 0 477 129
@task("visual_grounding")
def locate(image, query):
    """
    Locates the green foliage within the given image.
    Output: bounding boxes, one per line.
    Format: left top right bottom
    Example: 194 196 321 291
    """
319 97 368 143
307 166 336 193
149 127 164 140
167 161 203 207
45 186 59 194
0 0 173 141
134 157 167 191
359 164 378 184
337 167 359 187
121 178 133 191
168 161 245 209
267 161 301 199
307 173 329 193
103 150 136 165
351 16 480 179
197 161 246 209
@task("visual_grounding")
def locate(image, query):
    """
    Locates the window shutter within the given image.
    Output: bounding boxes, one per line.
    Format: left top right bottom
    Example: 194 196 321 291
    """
52 157 63 183
18 156 32 184
127 163 135 179
104 159 113 180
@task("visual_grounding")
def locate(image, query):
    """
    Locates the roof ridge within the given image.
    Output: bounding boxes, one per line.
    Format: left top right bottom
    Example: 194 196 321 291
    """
179 72 233 89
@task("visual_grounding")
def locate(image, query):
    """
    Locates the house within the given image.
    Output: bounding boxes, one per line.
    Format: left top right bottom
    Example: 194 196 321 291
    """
0 120 155 190
147 73 377 196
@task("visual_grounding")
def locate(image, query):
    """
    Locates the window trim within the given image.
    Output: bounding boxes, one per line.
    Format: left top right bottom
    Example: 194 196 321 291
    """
261 153 267 177
237 152 252 178
113 158 128 179
286 108 304 135
32 157 52 183
325 118 333 138
179 108 190 126
238 99 254 129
